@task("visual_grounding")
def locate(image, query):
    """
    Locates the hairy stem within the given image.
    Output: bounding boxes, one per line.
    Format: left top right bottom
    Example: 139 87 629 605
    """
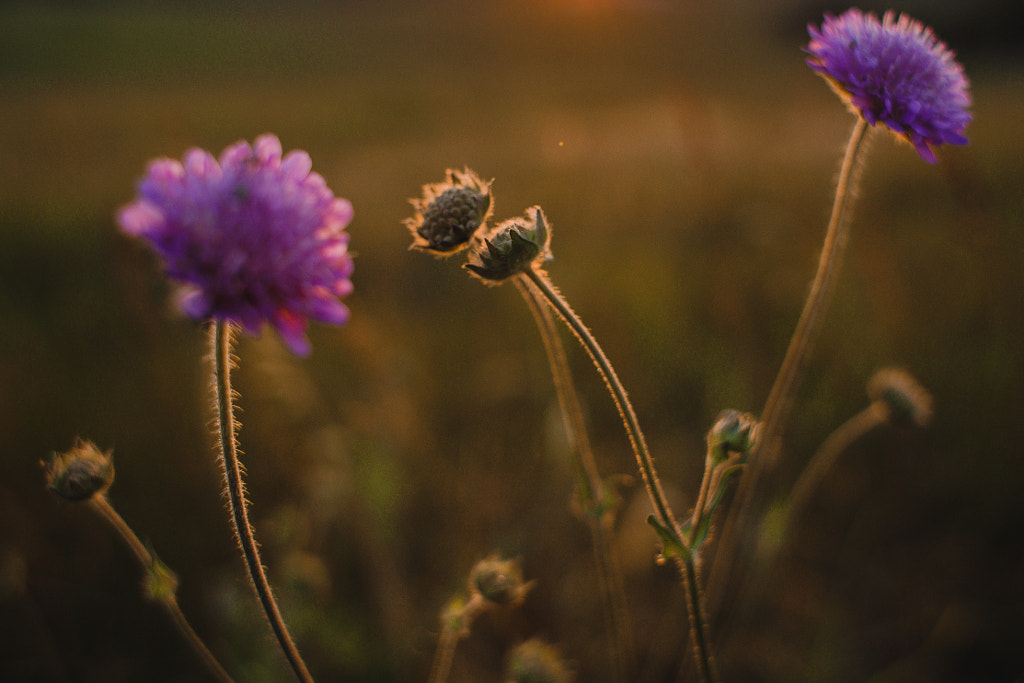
212 321 314 683
515 274 635 682
524 267 716 682
707 116 872 632
88 495 235 683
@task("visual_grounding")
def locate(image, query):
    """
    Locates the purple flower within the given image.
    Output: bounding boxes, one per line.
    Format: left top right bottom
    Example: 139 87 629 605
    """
806 9 971 163
118 134 353 355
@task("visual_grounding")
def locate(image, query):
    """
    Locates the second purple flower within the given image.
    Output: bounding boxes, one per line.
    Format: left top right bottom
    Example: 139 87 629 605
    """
118 134 354 355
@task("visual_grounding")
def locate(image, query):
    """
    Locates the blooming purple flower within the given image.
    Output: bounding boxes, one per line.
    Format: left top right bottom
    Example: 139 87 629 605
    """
118 134 353 355
806 9 971 163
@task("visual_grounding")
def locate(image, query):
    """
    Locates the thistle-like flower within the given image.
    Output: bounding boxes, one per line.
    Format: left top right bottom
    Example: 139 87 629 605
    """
806 9 971 163
464 206 552 283
117 134 354 356
405 168 493 255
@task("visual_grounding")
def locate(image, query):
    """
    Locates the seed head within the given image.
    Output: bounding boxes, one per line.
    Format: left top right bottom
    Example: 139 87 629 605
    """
405 168 493 255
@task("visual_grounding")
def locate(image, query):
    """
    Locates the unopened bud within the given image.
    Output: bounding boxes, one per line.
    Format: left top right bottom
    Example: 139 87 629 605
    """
469 555 530 605
706 410 759 462
43 438 114 502
464 206 552 283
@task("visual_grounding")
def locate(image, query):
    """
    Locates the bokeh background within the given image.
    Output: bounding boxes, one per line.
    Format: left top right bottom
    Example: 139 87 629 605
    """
2 0 1022 681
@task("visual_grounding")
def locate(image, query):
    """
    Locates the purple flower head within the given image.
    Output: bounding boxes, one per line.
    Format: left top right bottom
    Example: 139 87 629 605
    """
806 9 971 163
118 134 354 355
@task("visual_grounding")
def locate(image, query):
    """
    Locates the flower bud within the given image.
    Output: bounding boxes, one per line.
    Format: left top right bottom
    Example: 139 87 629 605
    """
867 367 933 428
405 168 493 254
43 438 114 502
706 410 759 462
469 555 530 605
505 639 573 683
464 206 552 283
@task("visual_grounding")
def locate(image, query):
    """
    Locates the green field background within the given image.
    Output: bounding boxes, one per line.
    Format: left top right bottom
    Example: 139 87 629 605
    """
2 1 1022 681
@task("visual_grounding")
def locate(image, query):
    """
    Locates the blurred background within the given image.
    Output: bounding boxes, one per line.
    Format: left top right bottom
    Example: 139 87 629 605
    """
1 0 1022 681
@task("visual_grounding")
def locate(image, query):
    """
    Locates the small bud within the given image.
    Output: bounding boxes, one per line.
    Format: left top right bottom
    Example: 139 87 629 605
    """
706 410 759 462
464 206 552 283
505 639 573 683
405 168 493 254
43 438 114 502
469 555 530 605
867 367 933 428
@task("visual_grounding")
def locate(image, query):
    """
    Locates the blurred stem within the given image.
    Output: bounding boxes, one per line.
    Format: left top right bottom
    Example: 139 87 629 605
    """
514 274 635 682
787 401 886 520
213 321 314 683
87 495 235 683
523 267 717 682
428 594 486 683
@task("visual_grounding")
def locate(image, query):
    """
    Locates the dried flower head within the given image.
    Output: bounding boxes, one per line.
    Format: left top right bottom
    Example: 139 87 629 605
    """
44 438 114 502
469 555 531 606
464 206 552 283
405 168 493 255
117 134 354 356
505 639 573 683
867 367 934 428
806 9 971 163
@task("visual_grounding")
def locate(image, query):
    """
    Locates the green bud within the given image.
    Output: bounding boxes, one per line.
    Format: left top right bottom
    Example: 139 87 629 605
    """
505 639 573 683
464 206 552 283
469 554 530 605
405 168 493 254
706 410 759 462
866 367 933 428
43 438 114 502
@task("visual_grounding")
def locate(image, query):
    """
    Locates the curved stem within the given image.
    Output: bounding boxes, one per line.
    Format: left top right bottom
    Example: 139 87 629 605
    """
514 274 635 682
428 594 485 683
787 402 886 519
88 495 236 683
212 321 314 683
523 267 683 539
523 267 716 681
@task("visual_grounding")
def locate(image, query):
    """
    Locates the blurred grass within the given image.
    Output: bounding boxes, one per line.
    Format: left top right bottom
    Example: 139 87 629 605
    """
1 1 1023 681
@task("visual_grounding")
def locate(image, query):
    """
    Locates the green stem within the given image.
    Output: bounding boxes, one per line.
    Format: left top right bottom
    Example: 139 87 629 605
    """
212 321 314 683
88 495 235 683
679 556 717 683
688 455 717 549
706 116 873 627
514 274 635 682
